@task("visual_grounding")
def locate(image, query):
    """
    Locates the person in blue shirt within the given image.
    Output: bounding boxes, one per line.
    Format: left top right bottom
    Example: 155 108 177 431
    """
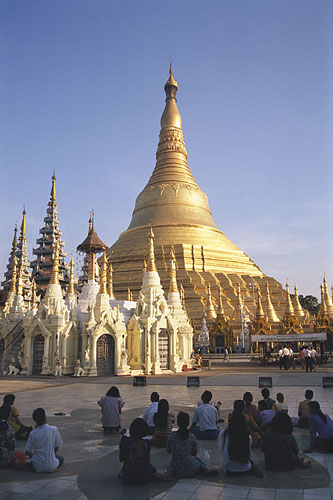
304 401 333 453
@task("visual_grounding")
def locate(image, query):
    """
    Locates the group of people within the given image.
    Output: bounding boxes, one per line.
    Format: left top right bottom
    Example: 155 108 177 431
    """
278 345 318 372
0 394 64 472
96 385 333 484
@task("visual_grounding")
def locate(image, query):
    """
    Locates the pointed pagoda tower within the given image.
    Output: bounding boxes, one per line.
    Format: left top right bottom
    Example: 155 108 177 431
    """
106 65 285 337
15 208 32 303
1 225 18 292
77 212 107 285
31 173 69 293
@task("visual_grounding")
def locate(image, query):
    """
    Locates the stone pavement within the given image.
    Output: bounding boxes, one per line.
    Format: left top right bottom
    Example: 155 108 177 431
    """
1 369 333 499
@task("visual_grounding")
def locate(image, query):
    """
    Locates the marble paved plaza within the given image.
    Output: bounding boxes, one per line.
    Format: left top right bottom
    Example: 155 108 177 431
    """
1 369 333 499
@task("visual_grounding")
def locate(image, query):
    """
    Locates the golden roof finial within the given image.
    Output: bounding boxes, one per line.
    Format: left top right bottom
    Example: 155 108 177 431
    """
99 252 107 294
217 286 225 315
50 240 60 285
165 59 178 89
10 256 18 294
265 282 280 323
256 288 265 318
319 283 328 316
169 245 178 293
206 283 217 320
127 287 133 301
17 265 23 296
12 224 18 251
50 171 56 205
108 262 114 299
68 257 75 295
293 284 305 318
32 279 37 304
323 275 333 311
285 279 295 315
19 208 26 242
147 226 157 272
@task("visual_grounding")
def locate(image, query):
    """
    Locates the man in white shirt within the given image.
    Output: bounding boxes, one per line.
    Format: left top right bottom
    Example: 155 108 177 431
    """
25 408 64 472
283 346 290 370
288 347 296 370
304 346 312 373
278 347 284 370
142 392 159 434
190 391 219 440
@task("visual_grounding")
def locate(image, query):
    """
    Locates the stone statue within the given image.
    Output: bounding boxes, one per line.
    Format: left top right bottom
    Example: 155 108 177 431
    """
8 357 19 375
74 359 85 376
54 355 62 376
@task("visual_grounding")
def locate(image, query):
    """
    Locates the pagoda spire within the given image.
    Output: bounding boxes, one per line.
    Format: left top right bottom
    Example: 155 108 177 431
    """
16 208 32 302
68 258 75 295
293 285 305 320
206 283 217 320
50 240 60 285
255 288 265 319
9 256 18 294
285 280 295 316
1 225 18 292
77 212 107 284
318 282 329 319
169 246 178 293
265 282 280 323
108 262 115 299
17 266 23 296
31 279 37 305
147 226 157 272
19 208 26 242
217 286 225 315
99 252 107 294
323 276 333 317
31 173 69 292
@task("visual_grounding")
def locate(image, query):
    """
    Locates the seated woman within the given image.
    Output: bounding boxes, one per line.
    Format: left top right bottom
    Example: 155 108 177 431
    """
304 401 333 453
261 413 311 470
0 405 16 468
228 400 263 448
98 386 125 434
151 399 174 447
119 418 156 485
3 394 32 440
219 411 263 477
243 392 259 422
167 412 217 478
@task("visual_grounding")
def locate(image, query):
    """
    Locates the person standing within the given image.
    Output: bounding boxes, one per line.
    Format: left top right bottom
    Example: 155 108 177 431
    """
311 346 318 371
304 346 312 373
278 347 284 370
288 347 296 370
283 345 290 370
298 347 305 370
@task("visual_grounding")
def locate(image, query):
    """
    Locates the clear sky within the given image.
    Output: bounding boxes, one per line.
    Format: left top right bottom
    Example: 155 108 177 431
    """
0 0 332 299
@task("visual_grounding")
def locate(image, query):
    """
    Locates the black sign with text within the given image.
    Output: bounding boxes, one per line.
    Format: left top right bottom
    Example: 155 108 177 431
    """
187 376 200 387
133 376 147 387
259 376 273 388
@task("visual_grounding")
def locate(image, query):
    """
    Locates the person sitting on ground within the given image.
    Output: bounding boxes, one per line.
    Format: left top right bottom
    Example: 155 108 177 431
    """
228 400 263 448
197 393 224 423
0 405 15 469
151 399 174 447
243 392 259 421
119 418 156 485
298 390 313 428
275 393 288 414
304 401 333 453
142 392 159 435
258 401 276 431
261 413 311 470
190 391 219 440
25 408 64 472
258 388 276 410
2 394 32 440
167 412 218 478
219 411 263 477
98 386 125 434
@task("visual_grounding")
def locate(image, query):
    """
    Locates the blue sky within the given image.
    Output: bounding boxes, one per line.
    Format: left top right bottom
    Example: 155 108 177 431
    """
0 0 332 298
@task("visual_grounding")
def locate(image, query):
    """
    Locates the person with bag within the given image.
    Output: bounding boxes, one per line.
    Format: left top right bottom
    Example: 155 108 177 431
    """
119 418 156 484
0 405 15 469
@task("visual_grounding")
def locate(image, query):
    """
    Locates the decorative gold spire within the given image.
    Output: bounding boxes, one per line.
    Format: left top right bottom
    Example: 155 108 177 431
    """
318 283 328 318
50 240 60 285
165 61 178 89
143 260 147 273
19 208 26 242
17 265 23 296
206 283 217 320
285 280 295 316
255 288 265 319
323 276 333 317
169 246 178 293
108 262 114 299
50 171 57 205
180 283 186 310
10 256 18 293
68 258 75 295
12 224 18 251
127 287 133 301
265 282 280 323
217 286 225 315
293 285 305 319
32 279 37 304
147 226 157 272
99 252 107 294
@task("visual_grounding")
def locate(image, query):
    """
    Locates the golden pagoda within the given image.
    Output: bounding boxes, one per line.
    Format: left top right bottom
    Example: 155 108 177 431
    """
106 65 286 336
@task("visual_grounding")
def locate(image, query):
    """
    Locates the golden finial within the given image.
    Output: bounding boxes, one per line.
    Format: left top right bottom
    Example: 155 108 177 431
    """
50 240 60 285
147 226 157 272
99 252 107 294
256 288 265 318
285 279 295 315
217 286 225 315
32 279 37 304
165 60 178 89
169 245 178 293
17 265 23 296
108 262 114 299
68 257 75 295
12 225 17 251
10 256 18 293
50 171 57 205
127 287 133 301
293 284 305 318
19 207 26 242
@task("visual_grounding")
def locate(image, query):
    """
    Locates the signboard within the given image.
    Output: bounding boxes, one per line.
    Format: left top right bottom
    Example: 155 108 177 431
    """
133 376 146 387
323 377 333 388
251 333 327 343
259 376 272 388
187 376 200 387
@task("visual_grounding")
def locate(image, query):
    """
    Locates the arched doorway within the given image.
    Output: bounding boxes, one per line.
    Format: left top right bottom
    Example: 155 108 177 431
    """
96 334 115 375
159 330 169 369
215 333 225 354
32 334 44 375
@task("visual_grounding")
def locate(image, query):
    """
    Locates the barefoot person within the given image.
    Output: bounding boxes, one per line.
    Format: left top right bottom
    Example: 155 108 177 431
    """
25 408 64 472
